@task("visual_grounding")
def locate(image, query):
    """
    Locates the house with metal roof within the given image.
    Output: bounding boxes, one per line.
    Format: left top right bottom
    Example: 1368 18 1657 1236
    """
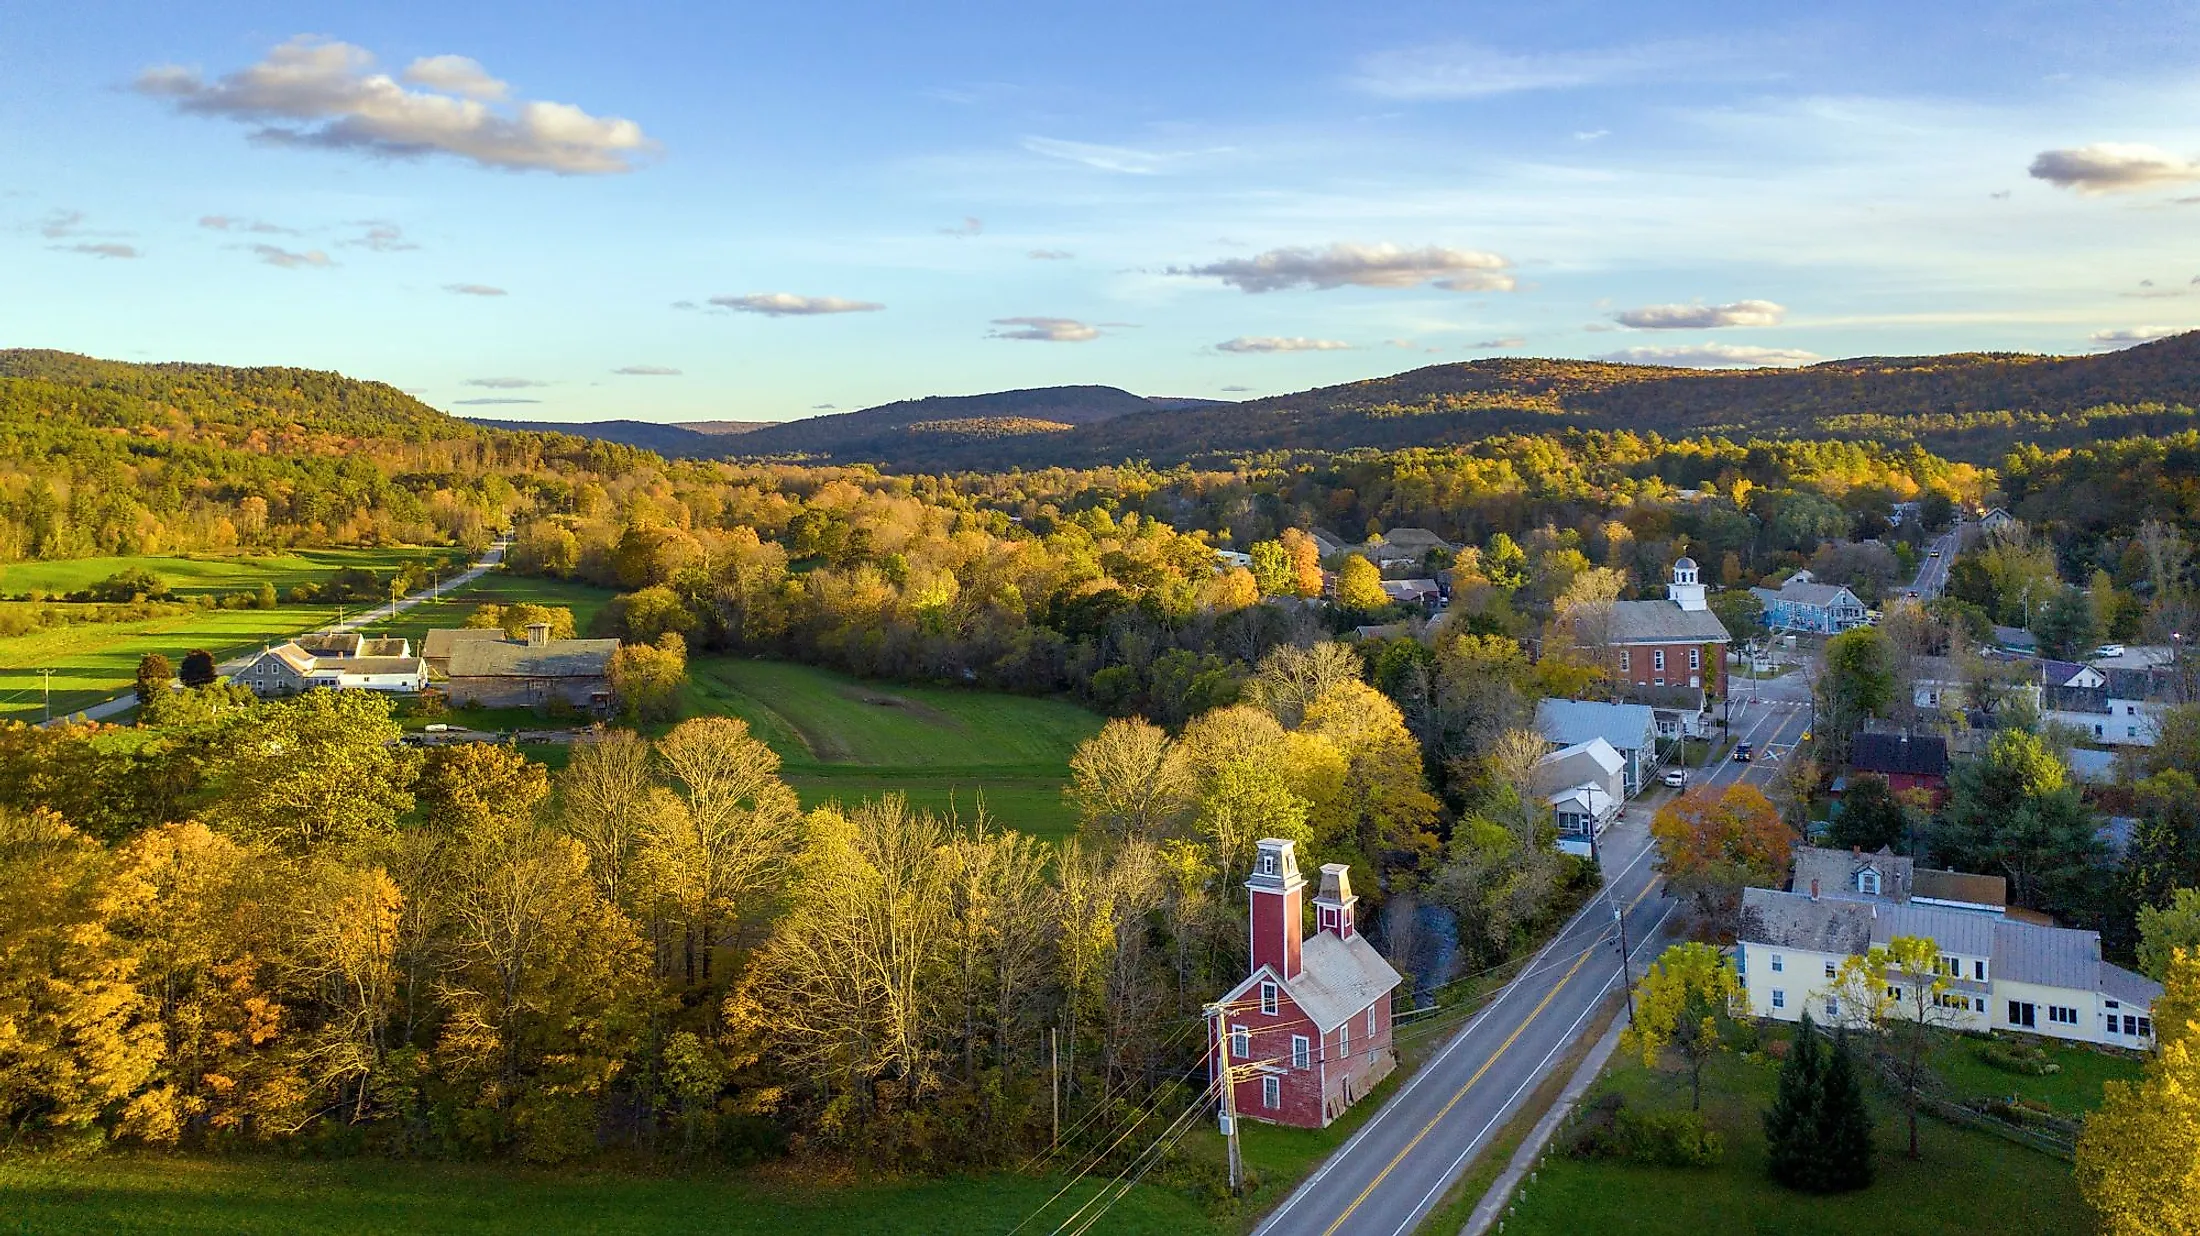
1736 884 2160 1048
1536 699 1660 797
1790 845 2006 915
1751 575 1868 634
232 640 427 697
1207 841 1402 1129
1534 737 1626 856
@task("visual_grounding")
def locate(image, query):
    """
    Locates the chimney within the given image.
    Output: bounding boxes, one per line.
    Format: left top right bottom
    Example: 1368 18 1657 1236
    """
1852 845 1861 859
1247 839 1306 981
1314 863 1359 940
526 622 550 648
1810 878 1820 901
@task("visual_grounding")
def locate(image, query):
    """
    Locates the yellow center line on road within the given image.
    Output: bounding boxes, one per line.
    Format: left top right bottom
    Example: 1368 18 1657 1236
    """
1318 858 1668 1236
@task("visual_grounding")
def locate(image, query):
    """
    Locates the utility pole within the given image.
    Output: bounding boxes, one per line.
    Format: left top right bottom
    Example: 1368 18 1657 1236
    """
1612 902 1637 1027
37 667 56 723
1207 1006 1243 1194
1050 1027 1060 1151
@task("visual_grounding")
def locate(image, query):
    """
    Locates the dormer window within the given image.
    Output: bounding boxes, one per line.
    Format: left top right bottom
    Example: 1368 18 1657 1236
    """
1858 869 1881 895
1260 853 1275 875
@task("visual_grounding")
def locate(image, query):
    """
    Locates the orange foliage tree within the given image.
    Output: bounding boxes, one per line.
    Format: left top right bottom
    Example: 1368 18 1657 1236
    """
1651 783 1794 938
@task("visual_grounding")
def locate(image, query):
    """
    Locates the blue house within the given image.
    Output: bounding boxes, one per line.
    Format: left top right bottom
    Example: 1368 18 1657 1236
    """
1751 572 1867 634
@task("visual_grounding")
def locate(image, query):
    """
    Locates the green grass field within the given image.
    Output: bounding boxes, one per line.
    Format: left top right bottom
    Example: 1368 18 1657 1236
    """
386 572 620 649
680 657 1104 842
1932 1035 2144 1115
0 1155 1212 1236
0 549 463 723
1500 1042 2093 1236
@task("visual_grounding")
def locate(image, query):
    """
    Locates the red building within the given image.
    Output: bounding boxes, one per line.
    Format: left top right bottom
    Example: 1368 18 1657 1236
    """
1207 840 1403 1129
1605 557 1732 707
1848 731 1951 805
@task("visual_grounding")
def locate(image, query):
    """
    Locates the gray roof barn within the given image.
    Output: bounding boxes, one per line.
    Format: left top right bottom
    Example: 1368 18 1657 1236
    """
444 636 618 679
1607 600 1732 644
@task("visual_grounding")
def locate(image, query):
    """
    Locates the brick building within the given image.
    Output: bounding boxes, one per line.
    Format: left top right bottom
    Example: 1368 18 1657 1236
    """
1207 840 1402 1129
1605 558 1733 709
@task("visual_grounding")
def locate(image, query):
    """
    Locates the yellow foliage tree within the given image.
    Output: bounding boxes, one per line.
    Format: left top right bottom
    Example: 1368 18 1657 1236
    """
1622 940 1743 1110
2078 948 2200 1236
1335 554 1389 612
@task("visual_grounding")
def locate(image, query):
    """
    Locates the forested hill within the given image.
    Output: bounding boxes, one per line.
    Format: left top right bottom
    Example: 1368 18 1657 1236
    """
720 384 1216 463
713 332 2200 470
0 348 464 442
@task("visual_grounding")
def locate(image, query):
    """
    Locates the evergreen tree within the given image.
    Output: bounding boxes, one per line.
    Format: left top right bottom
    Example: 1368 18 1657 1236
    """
1764 1013 1825 1190
178 648 218 688
1817 1031 1877 1191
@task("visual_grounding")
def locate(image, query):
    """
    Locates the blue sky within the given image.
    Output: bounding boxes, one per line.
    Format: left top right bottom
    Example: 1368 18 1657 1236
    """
7 1 2200 423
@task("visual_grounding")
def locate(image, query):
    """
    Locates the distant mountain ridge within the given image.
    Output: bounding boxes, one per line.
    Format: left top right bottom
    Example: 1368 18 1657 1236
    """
461 417 774 456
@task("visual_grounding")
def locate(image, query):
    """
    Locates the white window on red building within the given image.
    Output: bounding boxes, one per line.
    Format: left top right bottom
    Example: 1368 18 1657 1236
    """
1262 1076 1280 1109
1619 650 1631 673
1291 1035 1310 1069
1689 646 1701 671
1654 649 1666 672
1260 981 1277 1016
1231 1026 1249 1059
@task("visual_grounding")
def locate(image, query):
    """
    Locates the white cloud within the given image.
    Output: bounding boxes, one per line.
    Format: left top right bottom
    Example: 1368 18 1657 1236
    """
1351 40 1715 100
1469 336 1526 349
1596 342 1821 368
613 365 681 375
1021 136 1215 175
1174 242 1515 293
445 283 506 296
810 403 837 409
402 54 508 101
136 36 656 175
710 292 885 316
1027 248 1074 260
465 376 548 389
989 316 1100 342
1220 385 1252 392
1614 298 1786 329
345 222 417 251
1215 336 1352 353
38 209 85 238
938 216 983 237
1574 129 1609 142
2029 143 2200 194
199 214 294 234
250 243 332 268
59 242 138 259
2090 325 2190 348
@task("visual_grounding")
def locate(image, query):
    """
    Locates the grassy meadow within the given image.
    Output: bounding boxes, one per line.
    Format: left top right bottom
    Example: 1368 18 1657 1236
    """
1498 1037 2097 1236
678 657 1105 842
385 572 620 649
0 548 464 723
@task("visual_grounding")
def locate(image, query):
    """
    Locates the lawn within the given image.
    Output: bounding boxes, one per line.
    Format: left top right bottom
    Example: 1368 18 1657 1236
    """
0 549 462 722
679 657 1105 843
385 572 621 649
1498 1040 2094 1236
1932 1035 2144 1116
0 1154 1212 1236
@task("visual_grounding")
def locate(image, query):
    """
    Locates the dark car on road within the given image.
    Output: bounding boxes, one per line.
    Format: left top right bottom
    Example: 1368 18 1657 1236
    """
1733 742 1753 762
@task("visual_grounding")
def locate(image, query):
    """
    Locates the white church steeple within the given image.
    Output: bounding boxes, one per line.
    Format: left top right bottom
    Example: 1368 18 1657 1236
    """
1667 556 1707 611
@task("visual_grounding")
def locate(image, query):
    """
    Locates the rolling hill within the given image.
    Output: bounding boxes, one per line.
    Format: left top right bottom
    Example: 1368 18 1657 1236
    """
460 417 774 456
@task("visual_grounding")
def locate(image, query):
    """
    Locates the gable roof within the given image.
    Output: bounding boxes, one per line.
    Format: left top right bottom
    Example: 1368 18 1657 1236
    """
1607 598 1732 644
262 642 317 673
1754 580 1862 609
445 636 618 680
1739 886 1875 954
1792 845 1912 900
1376 527 1452 551
1912 868 2006 909
297 631 363 657
1850 731 1949 778
1541 737 1625 778
423 627 508 661
335 656 426 676
1537 698 1657 753
1288 932 1404 1031
358 636 411 658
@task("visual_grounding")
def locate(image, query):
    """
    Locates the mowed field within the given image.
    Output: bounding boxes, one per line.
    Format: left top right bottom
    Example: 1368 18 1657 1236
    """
387 572 620 647
1500 1041 2095 1236
681 657 1104 842
0 548 462 723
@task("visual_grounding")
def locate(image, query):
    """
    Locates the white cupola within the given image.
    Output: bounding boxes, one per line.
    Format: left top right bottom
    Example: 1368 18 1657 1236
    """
1667 556 1707 611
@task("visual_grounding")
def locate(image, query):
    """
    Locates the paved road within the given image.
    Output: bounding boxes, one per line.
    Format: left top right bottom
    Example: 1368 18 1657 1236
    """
1253 690 1813 1236
1904 527 1961 601
43 538 508 727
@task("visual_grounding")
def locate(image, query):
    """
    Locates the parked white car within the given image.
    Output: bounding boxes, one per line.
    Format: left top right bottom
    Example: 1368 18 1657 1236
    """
1661 767 1689 789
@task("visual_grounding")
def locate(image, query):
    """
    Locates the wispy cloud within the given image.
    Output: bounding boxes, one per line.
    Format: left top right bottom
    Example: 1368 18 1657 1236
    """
1173 242 1514 293
1597 341 1820 368
938 216 983 237
345 222 417 251
1220 385 1252 392
445 283 506 296
1215 336 1352 353
199 214 294 234
1468 336 1526 349
710 292 884 316
1351 39 1720 99
38 209 86 239
2029 143 2200 194
135 36 656 175
988 316 1099 342
2090 325 2190 348
1614 299 1786 329
465 376 548 389
1021 135 1218 175
250 243 332 268
613 365 681 375
453 397 542 405
60 242 139 259
1027 248 1074 260
810 403 837 409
